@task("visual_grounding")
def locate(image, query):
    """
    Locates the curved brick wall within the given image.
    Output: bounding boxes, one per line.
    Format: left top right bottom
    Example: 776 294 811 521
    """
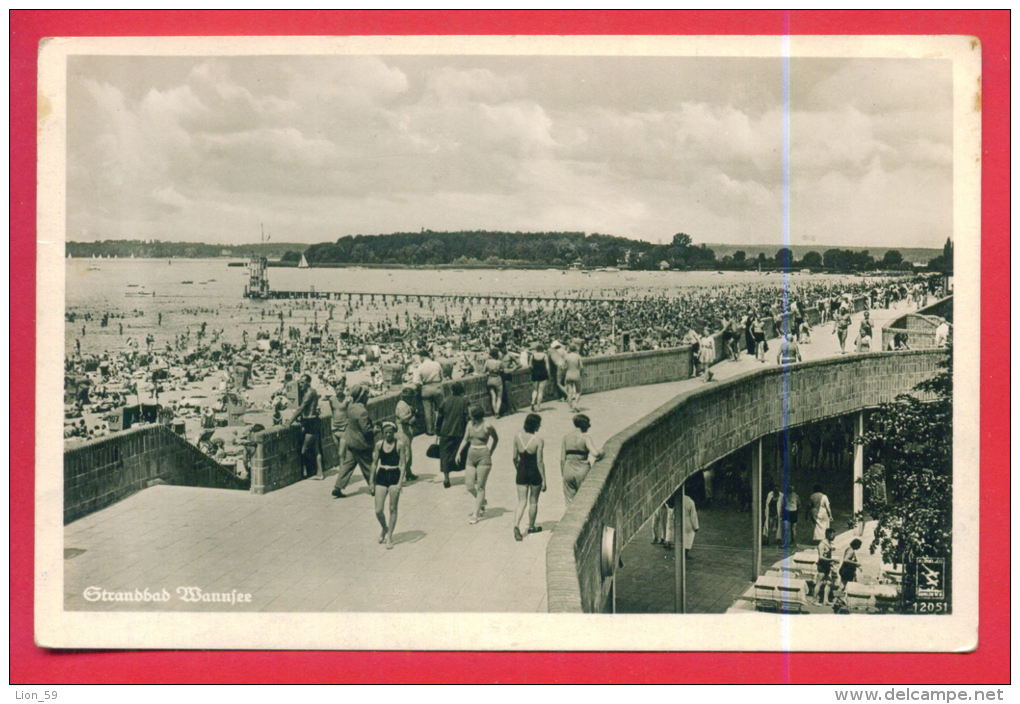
545 348 948 613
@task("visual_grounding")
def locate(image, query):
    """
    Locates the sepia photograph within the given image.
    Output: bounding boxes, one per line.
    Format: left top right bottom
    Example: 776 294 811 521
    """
33 32 981 652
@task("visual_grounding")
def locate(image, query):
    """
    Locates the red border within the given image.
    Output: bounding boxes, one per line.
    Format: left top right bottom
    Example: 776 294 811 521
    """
10 10 1009 684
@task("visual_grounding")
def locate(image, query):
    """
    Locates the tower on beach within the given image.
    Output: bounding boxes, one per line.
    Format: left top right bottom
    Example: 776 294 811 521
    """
244 224 272 299
244 254 269 299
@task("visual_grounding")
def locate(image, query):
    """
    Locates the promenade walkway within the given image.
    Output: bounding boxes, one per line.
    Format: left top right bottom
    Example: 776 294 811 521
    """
63 302 914 613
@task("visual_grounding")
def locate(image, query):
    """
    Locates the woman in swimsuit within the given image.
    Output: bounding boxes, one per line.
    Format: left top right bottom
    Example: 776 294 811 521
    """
726 314 740 361
512 413 547 541
751 314 767 363
834 309 852 354
457 403 499 524
561 343 584 412
528 343 551 412
560 413 603 502
370 421 409 549
482 348 504 416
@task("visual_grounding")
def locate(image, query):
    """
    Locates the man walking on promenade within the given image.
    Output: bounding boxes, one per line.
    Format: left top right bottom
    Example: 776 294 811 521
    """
436 381 469 489
332 385 374 498
326 379 349 480
394 386 419 482
414 351 443 435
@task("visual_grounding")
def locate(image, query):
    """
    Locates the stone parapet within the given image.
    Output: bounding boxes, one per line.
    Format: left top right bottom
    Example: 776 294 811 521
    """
64 424 248 524
881 296 953 350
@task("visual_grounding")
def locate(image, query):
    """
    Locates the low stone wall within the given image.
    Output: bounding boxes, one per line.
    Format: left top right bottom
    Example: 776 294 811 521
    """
881 320 939 351
918 295 953 323
545 348 947 613
881 296 952 351
886 296 953 331
64 424 249 524
248 416 342 494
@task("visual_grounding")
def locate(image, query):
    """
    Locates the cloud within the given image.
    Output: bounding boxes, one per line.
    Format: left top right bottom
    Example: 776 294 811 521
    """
798 58 953 114
424 66 525 103
552 103 783 189
66 55 953 248
151 185 189 212
791 159 951 247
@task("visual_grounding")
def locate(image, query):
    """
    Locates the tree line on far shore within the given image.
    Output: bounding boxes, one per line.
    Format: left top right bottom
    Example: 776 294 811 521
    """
65 239 303 260
66 231 953 274
291 231 952 273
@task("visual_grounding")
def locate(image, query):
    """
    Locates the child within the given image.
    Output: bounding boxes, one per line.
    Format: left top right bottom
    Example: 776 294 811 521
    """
815 528 837 606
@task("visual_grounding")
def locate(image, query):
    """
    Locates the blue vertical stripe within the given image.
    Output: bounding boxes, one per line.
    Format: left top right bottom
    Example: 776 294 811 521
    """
780 26 794 663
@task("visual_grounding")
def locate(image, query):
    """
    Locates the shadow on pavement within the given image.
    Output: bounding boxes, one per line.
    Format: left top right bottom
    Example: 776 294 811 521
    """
479 507 510 521
393 530 426 545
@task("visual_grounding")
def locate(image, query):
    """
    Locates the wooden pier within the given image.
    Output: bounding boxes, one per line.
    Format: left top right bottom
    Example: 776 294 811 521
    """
261 289 627 305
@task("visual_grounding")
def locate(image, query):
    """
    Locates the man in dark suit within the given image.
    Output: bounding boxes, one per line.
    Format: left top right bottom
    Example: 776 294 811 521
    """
332 385 374 498
435 381 468 489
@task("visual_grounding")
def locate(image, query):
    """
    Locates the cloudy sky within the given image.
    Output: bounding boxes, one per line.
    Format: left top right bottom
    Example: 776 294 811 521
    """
67 54 952 248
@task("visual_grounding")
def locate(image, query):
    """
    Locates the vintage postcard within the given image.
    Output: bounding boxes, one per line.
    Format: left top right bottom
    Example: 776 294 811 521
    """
35 33 980 651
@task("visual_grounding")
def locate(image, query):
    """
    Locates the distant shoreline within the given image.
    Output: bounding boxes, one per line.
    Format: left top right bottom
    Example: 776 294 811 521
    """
72 257 566 271
69 257 914 275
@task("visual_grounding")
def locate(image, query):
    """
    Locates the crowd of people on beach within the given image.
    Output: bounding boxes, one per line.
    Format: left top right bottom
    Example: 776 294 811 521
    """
63 274 941 463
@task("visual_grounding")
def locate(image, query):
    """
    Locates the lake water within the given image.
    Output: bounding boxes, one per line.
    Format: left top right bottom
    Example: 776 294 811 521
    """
66 258 870 309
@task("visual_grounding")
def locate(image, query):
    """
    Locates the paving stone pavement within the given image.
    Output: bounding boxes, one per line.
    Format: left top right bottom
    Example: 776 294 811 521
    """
63 303 914 613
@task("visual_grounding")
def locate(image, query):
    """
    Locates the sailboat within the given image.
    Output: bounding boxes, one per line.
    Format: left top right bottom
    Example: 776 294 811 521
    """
298 254 309 269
